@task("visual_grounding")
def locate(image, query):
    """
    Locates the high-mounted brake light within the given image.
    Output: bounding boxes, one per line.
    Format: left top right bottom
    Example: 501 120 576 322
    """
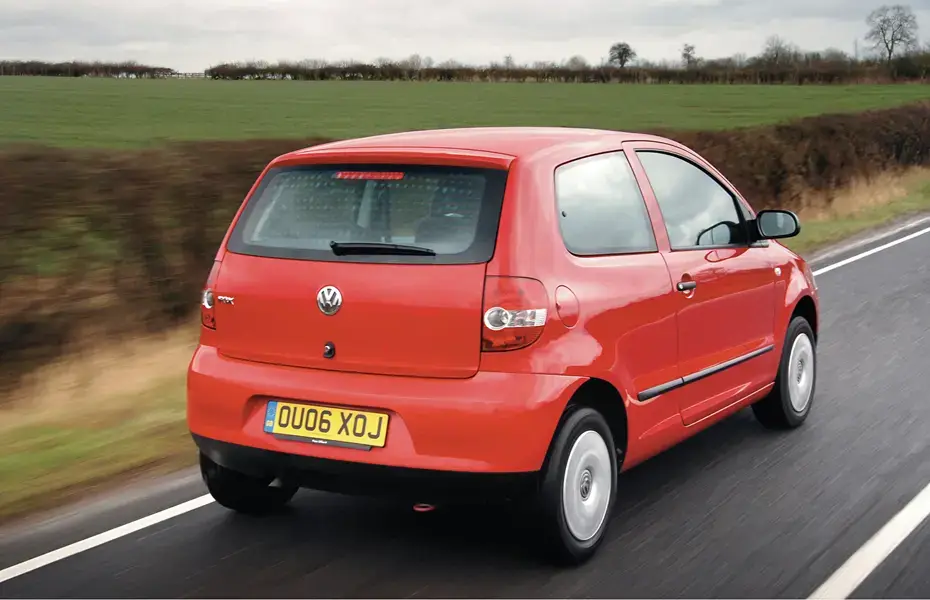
201 260 221 330
333 171 405 180
481 276 549 352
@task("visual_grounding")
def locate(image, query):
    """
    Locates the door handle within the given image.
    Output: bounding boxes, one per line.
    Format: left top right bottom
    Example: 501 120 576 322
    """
677 280 697 292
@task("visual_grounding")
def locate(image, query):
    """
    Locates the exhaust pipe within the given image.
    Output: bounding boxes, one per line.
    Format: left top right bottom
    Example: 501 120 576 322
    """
412 503 436 513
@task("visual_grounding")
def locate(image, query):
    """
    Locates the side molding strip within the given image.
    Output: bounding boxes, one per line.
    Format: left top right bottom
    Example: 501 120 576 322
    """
638 378 684 403
636 345 775 403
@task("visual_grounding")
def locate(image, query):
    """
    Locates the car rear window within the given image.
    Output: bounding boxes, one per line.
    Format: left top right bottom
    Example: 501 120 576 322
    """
226 164 509 264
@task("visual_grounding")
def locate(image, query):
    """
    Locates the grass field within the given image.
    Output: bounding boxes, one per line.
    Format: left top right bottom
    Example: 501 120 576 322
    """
2 78 930 148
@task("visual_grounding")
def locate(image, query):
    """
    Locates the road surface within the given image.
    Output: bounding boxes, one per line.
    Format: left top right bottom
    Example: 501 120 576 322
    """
2 219 930 599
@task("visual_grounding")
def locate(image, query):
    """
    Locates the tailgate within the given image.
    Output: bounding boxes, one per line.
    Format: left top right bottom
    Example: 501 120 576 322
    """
212 162 509 379
214 254 487 378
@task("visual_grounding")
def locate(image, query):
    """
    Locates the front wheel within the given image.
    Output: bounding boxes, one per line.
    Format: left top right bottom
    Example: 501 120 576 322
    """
200 452 298 515
533 406 617 566
752 316 817 429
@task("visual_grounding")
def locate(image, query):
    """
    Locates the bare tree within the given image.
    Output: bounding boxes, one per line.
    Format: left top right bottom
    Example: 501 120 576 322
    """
400 53 423 70
681 43 698 68
298 58 329 70
564 55 590 70
866 4 919 65
760 35 799 66
608 42 636 67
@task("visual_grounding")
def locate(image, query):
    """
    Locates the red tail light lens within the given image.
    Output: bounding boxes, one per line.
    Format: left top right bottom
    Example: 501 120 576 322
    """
481 276 549 352
201 261 221 329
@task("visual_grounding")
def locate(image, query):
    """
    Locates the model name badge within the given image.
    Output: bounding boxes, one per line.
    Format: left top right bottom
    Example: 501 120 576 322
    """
217 295 235 305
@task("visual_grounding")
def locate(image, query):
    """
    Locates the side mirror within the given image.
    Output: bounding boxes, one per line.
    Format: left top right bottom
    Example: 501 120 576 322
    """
755 209 800 240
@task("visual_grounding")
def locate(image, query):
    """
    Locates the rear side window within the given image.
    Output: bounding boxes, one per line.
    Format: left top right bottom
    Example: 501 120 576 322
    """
555 151 657 255
227 164 508 264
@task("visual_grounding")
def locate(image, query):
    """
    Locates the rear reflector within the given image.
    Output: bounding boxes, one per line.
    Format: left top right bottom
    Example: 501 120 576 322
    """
333 171 405 180
481 276 549 352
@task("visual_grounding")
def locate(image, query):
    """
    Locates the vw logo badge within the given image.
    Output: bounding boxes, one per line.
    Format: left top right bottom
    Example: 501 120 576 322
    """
317 285 343 316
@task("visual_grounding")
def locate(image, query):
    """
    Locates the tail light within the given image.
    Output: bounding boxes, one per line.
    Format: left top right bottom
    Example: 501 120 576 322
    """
201 261 221 329
481 276 548 352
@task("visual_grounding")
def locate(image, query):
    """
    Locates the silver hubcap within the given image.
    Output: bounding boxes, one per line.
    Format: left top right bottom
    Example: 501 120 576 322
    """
787 333 815 413
562 430 612 542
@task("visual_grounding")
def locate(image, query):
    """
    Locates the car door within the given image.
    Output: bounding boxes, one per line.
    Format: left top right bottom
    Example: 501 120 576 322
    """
625 142 778 426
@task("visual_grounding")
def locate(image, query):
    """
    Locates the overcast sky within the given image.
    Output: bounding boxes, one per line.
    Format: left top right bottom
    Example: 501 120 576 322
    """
1 0 927 72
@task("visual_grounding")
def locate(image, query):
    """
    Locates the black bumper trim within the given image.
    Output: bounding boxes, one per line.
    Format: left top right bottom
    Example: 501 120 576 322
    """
192 434 540 503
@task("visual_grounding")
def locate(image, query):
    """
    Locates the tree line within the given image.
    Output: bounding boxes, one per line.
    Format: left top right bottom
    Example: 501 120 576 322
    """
0 60 174 78
198 56 929 84
1 4 925 84
201 4 928 83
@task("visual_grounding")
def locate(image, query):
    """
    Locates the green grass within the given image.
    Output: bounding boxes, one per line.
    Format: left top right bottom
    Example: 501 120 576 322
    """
2 78 930 148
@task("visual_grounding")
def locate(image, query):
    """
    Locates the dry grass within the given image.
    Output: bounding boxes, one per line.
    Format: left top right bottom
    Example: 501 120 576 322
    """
795 168 929 220
3 325 198 430
785 166 930 255
2 168 930 524
0 325 199 524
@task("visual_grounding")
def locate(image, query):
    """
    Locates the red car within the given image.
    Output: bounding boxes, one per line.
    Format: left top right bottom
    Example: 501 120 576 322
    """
188 127 819 564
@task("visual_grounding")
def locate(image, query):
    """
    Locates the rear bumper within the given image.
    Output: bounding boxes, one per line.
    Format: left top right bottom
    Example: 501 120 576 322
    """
187 345 584 475
193 434 539 502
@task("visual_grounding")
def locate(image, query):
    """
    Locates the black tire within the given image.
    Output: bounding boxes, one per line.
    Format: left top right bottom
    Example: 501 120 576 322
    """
752 316 817 430
533 406 618 566
200 452 298 515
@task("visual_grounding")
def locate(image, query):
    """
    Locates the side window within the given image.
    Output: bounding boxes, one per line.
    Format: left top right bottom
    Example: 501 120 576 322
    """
636 151 748 249
555 152 657 255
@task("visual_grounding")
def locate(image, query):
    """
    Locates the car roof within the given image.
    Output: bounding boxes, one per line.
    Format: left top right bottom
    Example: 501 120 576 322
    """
291 127 676 159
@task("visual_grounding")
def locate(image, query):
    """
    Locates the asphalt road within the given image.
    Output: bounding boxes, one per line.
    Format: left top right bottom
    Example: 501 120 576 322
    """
2 220 930 599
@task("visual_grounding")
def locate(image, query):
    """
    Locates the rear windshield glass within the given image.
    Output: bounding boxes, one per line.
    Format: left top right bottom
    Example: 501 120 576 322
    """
227 164 509 264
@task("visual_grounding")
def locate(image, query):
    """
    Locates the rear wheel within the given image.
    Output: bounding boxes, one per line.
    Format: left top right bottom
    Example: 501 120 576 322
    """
752 316 817 429
533 406 617 565
200 452 298 515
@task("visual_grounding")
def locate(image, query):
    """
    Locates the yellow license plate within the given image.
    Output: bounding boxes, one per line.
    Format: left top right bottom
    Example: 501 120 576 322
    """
263 400 389 449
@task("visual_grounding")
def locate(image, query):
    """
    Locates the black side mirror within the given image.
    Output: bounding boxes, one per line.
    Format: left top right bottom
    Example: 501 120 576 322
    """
755 209 800 240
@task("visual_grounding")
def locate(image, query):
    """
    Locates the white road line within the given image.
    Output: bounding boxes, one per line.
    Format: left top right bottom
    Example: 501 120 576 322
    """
812 225 930 276
809 482 930 599
0 494 214 584
3 223 930 586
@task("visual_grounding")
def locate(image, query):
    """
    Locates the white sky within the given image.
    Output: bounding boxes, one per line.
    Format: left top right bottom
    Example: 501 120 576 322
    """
1 0 927 72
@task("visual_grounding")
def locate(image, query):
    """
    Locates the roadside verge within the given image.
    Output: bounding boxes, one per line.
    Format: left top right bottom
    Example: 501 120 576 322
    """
2 168 930 525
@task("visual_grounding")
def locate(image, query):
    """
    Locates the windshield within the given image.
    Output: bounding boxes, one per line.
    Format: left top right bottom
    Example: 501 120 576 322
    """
227 164 509 264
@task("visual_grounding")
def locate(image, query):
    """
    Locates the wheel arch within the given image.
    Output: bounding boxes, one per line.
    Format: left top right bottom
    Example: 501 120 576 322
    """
561 378 629 468
790 294 818 341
